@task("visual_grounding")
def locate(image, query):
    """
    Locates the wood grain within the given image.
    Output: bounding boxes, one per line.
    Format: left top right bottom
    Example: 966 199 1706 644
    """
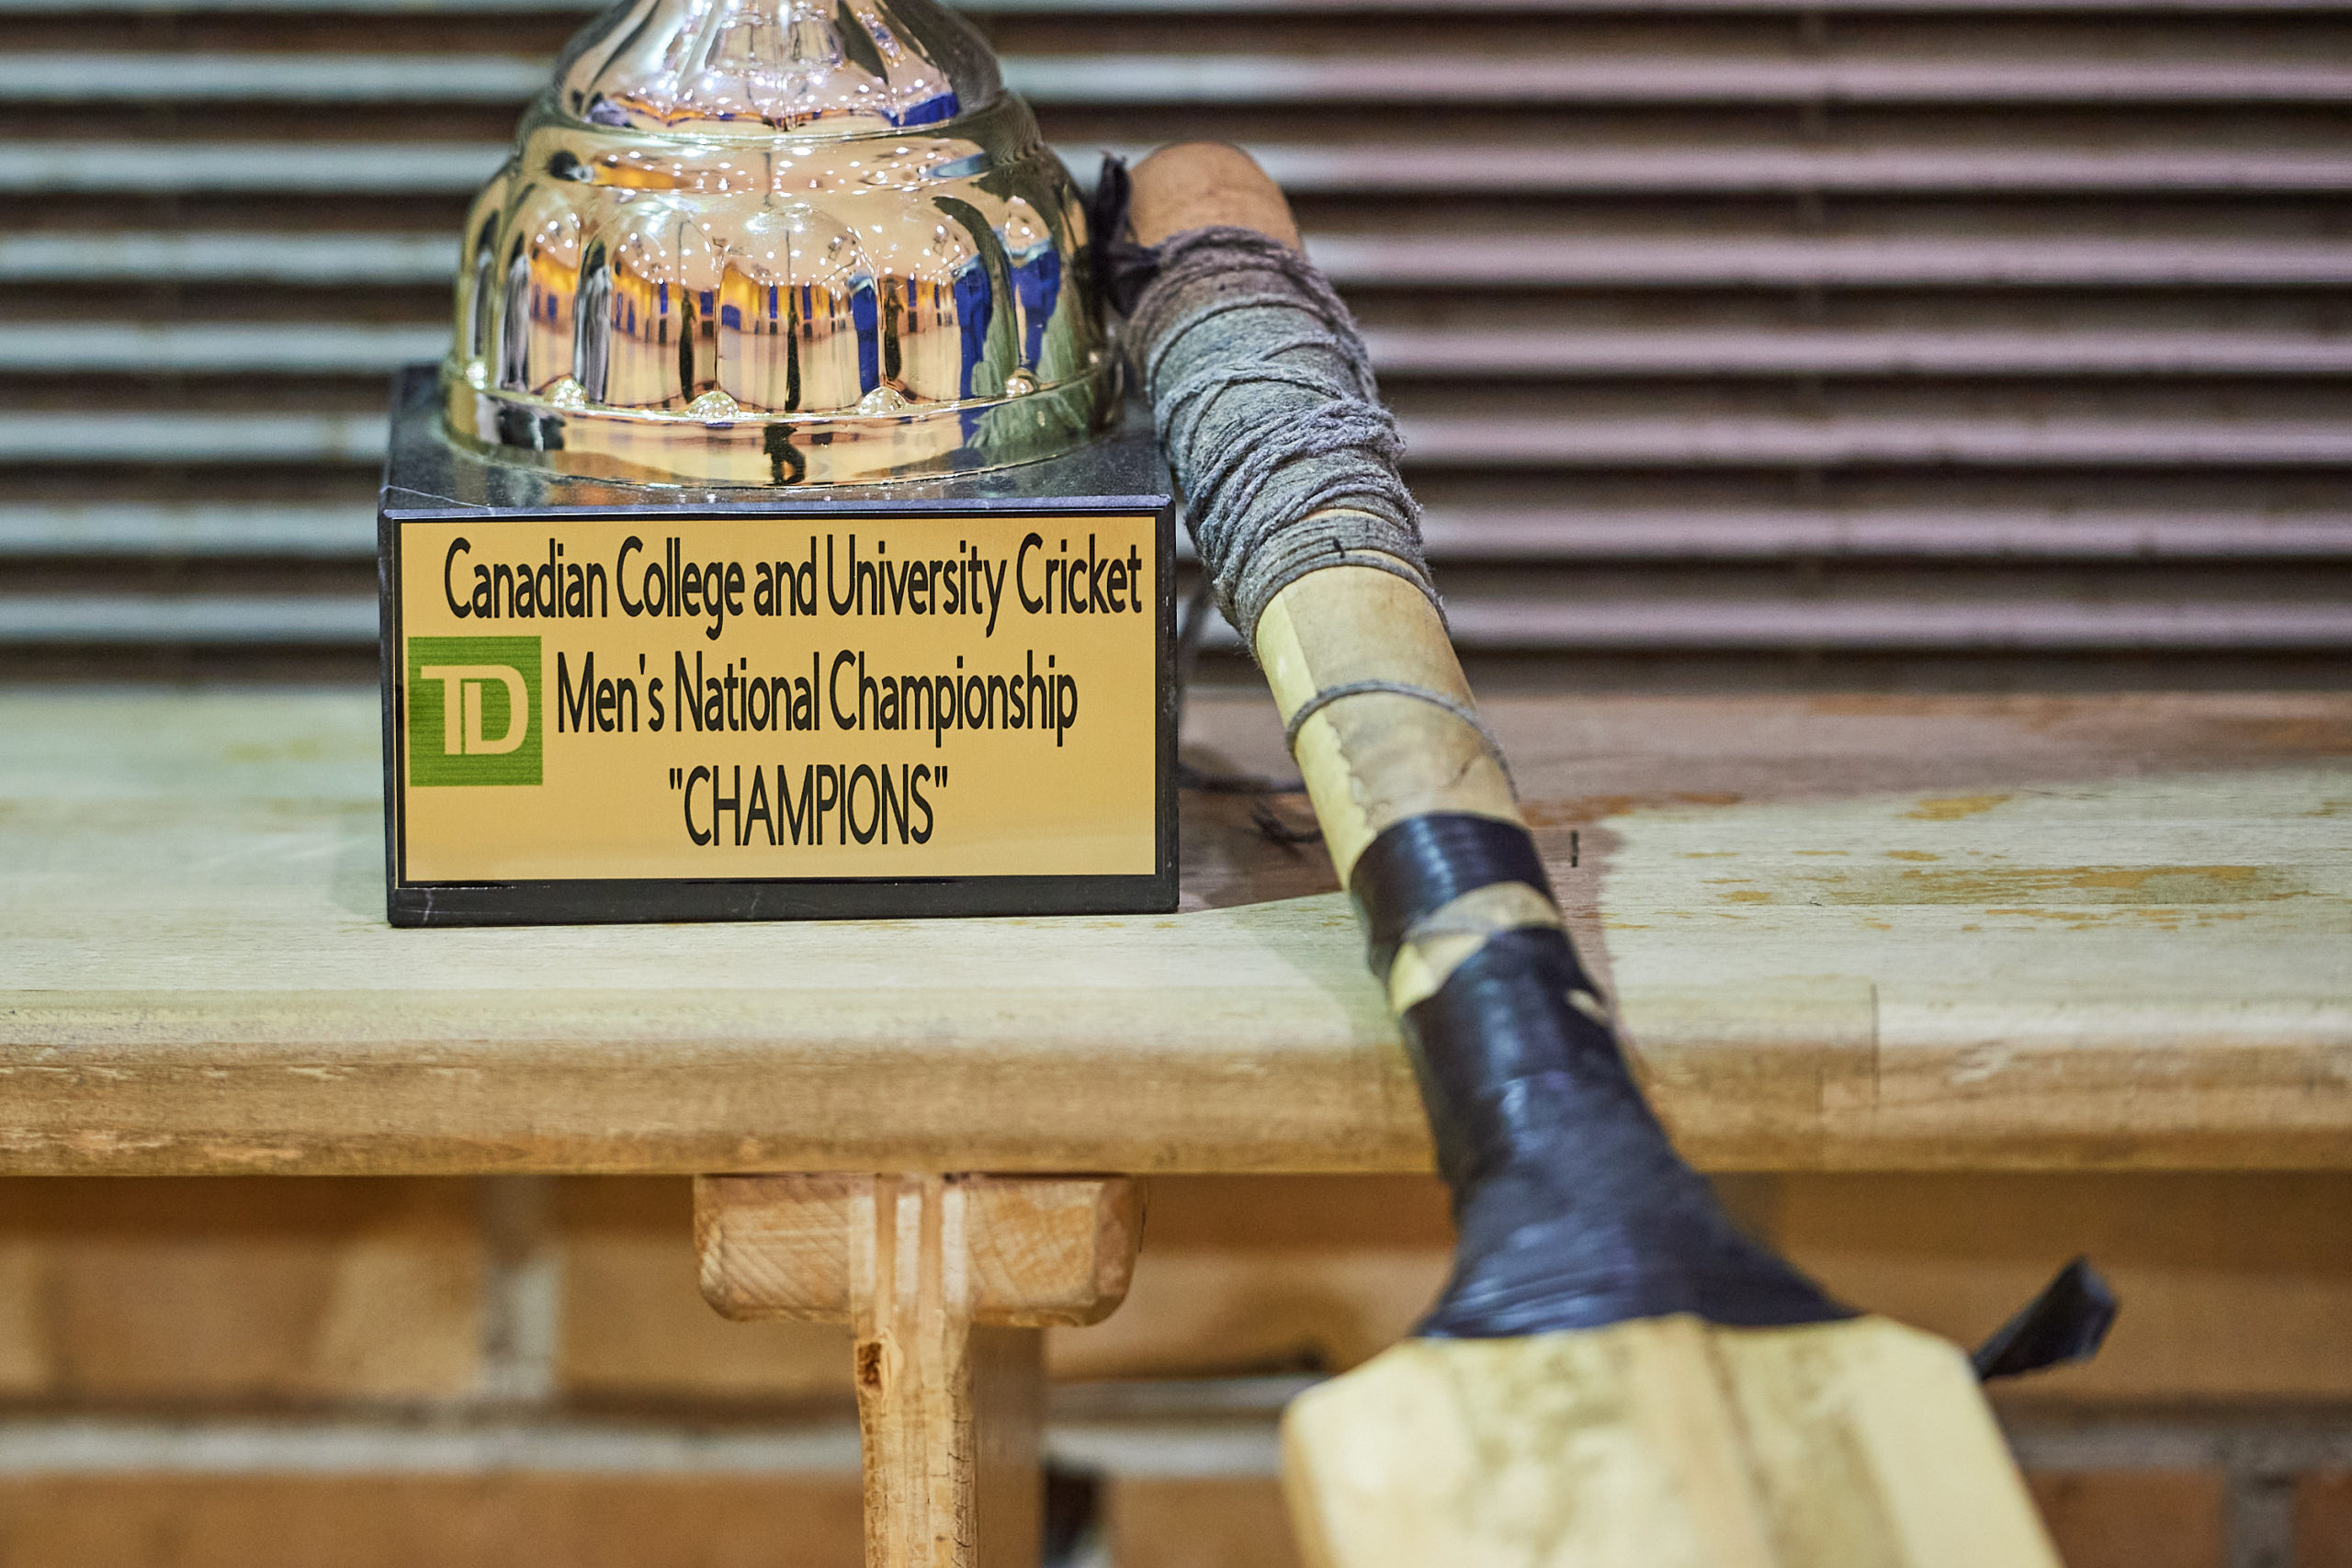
848 1182 1037 1568
1128 143 1306 252
695 1176 1136 1568
695 1175 1139 1328
1255 563 1519 886
1 688 2346 1174
1283 1316 2059 1568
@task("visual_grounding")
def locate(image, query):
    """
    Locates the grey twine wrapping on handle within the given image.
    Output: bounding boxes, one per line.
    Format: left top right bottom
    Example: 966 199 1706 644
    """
1124 225 1440 648
1115 210 2116 1373
1125 223 1519 790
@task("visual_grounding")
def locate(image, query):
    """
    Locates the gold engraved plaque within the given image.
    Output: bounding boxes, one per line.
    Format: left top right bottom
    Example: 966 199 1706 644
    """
383 504 1172 924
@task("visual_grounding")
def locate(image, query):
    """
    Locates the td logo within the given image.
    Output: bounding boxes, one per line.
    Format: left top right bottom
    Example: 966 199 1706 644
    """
407 636 542 786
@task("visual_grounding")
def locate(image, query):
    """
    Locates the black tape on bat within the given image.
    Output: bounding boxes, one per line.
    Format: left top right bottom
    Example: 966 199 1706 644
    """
1401 926 1849 1337
1347 812 1555 982
1347 811 1846 1337
1973 1257 2119 1381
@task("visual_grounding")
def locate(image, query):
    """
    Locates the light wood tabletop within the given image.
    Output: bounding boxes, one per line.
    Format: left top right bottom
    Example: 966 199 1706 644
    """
3 687 2346 1176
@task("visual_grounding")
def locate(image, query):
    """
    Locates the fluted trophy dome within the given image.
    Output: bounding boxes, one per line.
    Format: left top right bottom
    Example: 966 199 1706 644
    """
442 0 1115 486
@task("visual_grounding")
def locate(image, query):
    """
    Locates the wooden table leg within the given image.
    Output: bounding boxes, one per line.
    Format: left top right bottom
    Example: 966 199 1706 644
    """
695 1174 1143 1568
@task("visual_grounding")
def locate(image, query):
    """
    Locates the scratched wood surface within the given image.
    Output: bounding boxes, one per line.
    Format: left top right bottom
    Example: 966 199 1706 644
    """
1 688 2346 1174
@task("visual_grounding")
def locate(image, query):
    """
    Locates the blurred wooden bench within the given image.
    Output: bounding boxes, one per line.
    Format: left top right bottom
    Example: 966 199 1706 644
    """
4 686 2346 1564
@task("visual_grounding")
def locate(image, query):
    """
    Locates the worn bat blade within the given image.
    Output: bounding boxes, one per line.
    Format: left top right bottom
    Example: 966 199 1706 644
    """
1282 1314 2056 1568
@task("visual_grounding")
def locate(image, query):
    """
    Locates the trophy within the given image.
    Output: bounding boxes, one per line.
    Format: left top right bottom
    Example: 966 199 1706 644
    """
379 0 1173 926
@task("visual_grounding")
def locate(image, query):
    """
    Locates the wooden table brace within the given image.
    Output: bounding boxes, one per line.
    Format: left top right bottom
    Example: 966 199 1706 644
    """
696 1174 1143 1568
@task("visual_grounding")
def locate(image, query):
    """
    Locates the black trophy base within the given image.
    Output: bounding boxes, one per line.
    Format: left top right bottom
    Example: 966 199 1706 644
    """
379 366 1179 928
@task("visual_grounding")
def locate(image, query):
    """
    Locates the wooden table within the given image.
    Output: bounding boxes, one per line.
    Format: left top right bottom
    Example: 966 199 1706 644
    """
6 686 2349 1564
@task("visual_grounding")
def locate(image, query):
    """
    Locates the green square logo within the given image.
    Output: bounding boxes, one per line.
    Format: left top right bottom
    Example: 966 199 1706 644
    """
406 636 542 787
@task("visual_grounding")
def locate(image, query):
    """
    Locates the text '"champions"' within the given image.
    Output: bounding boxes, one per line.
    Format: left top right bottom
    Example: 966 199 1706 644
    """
401 522 1154 864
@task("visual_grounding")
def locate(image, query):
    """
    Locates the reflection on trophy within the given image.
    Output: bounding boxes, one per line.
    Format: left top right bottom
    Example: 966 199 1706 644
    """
377 0 1171 930
440 0 1117 486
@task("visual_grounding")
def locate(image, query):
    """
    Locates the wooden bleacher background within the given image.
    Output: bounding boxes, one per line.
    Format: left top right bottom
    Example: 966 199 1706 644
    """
0 0 2348 1562
1 0 2348 682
